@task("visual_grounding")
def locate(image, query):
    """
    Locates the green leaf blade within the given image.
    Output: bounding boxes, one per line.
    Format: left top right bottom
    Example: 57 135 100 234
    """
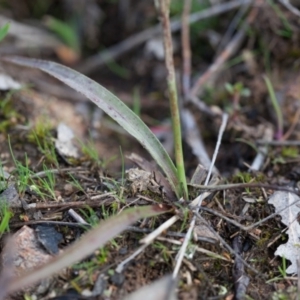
2 57 179 197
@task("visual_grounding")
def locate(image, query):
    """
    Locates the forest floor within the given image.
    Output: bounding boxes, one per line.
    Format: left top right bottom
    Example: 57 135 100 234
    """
1 1 300 299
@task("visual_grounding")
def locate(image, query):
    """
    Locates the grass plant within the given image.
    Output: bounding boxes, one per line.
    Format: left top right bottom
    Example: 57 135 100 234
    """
28 119 58 165
78 137 102 166
8 140 32 195
79 206 99 227
0 202 12 236
67 173 85 193
35 163 56 200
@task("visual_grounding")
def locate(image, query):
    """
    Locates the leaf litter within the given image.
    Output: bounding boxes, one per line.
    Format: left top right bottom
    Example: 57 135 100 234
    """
1 1 300 299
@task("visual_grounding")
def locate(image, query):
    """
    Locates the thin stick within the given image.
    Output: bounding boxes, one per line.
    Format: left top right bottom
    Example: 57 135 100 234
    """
140 215 179 244
257 140 300 146
195 213 261 276
158 0 188 199
188 182 298 195
199 195 300 232
68 209 89 225
115 215 179 273
173 113 228 278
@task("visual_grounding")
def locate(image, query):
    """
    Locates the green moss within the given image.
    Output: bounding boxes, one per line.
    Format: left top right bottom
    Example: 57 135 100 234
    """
281 147 299 158
256 232 271 248
27 118 58 165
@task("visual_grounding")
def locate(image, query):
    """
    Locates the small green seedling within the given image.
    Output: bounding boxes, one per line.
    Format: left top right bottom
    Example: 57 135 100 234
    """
225 82 251 113
225 82 251 98
267 256 288 283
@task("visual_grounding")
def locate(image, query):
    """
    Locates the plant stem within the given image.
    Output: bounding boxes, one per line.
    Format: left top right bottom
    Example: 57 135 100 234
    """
158 0 188 199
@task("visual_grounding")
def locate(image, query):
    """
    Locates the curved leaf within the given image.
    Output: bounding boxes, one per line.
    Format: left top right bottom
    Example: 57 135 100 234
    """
2 56 179 197
3 205 170 295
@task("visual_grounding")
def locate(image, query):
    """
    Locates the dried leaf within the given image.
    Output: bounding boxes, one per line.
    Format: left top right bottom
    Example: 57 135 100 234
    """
268 191 300 274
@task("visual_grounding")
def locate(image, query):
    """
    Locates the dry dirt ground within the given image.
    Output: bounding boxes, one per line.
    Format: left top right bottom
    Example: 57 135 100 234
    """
1 1 300 299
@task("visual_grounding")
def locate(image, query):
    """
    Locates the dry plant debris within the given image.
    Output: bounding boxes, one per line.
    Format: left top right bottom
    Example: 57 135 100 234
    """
0 0 300 299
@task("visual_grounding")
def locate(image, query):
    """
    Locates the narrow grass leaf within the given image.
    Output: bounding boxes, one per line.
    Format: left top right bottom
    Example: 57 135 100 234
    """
2 57 179 197
0 23 10 43
4 205 170 295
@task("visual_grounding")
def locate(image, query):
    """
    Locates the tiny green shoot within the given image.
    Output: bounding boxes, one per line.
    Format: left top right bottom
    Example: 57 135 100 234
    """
67 173 84 193
153 241 173 262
